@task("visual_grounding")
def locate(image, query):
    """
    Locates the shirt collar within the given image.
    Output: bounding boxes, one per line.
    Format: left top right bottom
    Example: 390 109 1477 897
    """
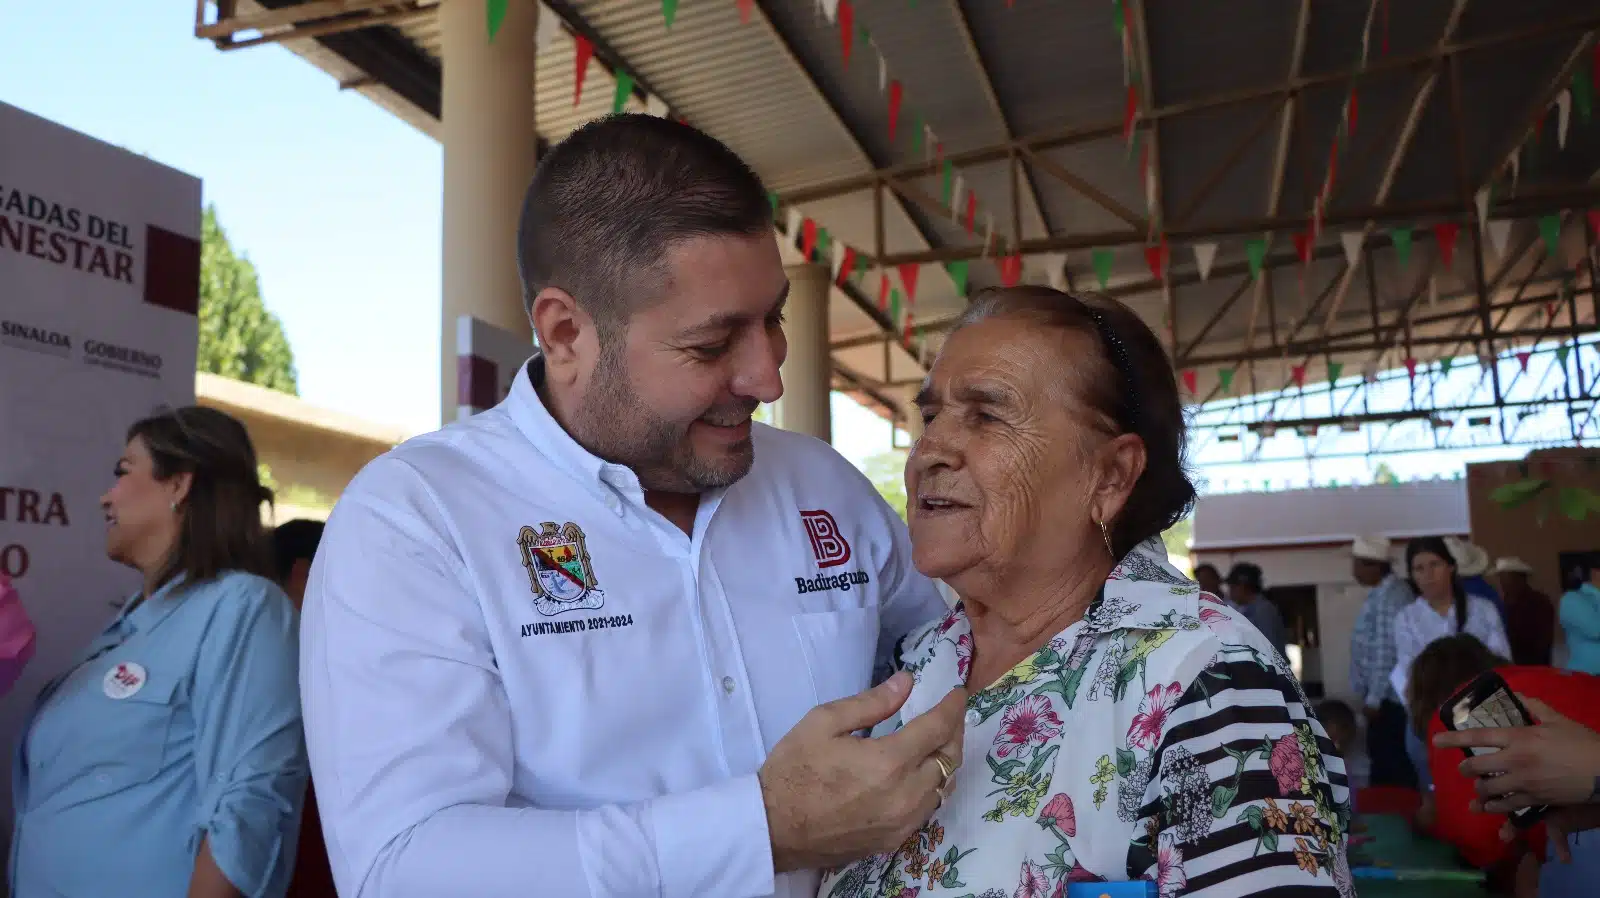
504 354 644 500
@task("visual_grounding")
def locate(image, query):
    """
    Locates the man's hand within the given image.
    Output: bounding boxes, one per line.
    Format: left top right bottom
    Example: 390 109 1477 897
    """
759 672 966 874
1433 696 1600 812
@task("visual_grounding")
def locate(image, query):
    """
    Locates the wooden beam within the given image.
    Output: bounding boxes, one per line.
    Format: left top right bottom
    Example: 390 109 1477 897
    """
197 0 418 39
1020 148 1144 229
216 4 436 51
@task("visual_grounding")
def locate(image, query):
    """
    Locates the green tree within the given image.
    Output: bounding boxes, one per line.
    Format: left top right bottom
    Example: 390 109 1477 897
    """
863 450 909 520
1372 462 1400 485
197 205 298 394
1161 515 1193 570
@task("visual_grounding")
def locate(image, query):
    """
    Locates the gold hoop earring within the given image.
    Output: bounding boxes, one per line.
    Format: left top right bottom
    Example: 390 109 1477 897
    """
1098 519 1114 559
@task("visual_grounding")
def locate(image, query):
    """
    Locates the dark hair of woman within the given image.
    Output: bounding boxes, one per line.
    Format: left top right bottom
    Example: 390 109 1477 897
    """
955 286 1197 558
129 406 274 592
1405 633 1504 738
1405 535 1469 635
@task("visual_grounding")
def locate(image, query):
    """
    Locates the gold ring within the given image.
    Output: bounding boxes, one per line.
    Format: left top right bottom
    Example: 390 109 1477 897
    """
932 751 957 796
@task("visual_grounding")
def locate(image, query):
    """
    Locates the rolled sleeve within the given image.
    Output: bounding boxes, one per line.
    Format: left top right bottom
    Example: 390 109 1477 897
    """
191 578 309 897
303 461 779 898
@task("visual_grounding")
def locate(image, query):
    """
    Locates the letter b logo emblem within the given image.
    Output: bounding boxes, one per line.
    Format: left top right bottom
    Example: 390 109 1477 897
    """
800 509 852 569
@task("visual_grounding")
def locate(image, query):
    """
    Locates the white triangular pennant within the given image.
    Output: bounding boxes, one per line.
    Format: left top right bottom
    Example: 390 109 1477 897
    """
1144 165 1157 211
982 214 994 258
1474 187 1489 229
786 208 803 242
1045 254 1067 291
830 238 847 279
951 176 965 219
1508 152 1520 191
1487 219 1511 259
1478 350 1495 369
1362 361 1379 383
645 94 669 118
1557 90 1572 149
535 3 560 51
1192 242 1218 281
820 0 840 22
877 50 887 94
923 124 936 163
1341 231 1363 268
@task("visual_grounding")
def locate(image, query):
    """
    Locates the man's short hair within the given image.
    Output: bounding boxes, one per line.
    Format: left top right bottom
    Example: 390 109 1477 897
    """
271 518 325 583
516 114 773 334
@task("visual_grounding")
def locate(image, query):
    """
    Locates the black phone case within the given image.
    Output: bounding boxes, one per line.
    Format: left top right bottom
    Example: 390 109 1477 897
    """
1437 670 1548 829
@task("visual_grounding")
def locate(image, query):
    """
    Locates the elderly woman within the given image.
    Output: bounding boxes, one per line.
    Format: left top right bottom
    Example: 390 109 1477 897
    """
821 287 1352 898
11 407 307 898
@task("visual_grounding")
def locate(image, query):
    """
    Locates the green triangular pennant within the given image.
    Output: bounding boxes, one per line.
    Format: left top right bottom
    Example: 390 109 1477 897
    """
486 0 508 40
1245 239 1267 279
662 0 678 27
1328 361 1344 382
1575 67 1594 122
889 288 902 322
947 260 969 296
1390 226 1412 268
1539 215 1562 257
1218 367 1235 393
1091 249 1114 290
1557 345 1571 366
767 191 779 219
815 228 831 263
853 252 870 278
941 159 954 205
612 70 635 114
1440 356 1453 374
1112 0 1125 34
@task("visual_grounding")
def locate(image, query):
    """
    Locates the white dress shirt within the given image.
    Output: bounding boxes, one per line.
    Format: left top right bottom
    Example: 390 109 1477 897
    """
299 359 946 898
1391 593 1511 703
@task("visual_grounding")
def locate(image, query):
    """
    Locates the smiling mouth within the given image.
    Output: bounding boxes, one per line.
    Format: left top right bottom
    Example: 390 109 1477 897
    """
916 496 970 514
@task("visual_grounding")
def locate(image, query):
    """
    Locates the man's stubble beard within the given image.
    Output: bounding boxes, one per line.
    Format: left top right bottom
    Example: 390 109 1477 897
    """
569 341 757 493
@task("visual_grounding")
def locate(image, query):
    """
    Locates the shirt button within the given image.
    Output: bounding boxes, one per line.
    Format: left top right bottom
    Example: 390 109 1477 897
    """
721 676 736 694
964 709 981 726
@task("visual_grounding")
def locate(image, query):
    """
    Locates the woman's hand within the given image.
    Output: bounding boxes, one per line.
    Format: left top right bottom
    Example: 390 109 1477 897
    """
1433 696 1600 811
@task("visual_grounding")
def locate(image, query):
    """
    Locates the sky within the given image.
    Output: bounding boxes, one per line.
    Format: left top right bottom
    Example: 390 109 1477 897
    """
0 0 897 468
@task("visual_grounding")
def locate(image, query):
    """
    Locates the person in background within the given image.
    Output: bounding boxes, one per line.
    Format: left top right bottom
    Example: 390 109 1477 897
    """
272 518 324 610
1559 559 1600 675
1193 561 1222 598
10 406 307 898
1394 536 1511 793
271 519 336 898
1348 533 1416 788
0 572 37 696
1450 537 1509 627
1224 560 1288 656
1317 698 1364 798
1495 557 1555 666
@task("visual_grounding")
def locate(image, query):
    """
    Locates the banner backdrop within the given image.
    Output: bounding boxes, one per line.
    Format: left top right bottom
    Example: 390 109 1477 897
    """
0 101 201 830
456 314 533 420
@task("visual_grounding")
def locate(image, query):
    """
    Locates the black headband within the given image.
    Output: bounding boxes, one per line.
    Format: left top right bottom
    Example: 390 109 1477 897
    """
1084 306 1140 432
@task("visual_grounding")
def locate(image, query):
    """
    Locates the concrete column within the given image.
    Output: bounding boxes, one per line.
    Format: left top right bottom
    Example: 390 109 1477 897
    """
901 385 924 442
776 263 832 443
438 0 539 425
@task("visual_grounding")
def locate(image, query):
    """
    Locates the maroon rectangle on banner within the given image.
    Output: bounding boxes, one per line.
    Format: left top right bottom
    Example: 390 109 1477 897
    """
458 354 498 410
142 224 200 316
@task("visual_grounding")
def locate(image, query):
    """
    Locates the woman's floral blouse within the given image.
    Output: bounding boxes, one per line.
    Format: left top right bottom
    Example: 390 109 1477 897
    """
818 540 1353 898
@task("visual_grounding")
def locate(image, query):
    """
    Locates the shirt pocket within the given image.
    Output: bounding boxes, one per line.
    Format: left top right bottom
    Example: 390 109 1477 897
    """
71 672 182 804
792 607 881 706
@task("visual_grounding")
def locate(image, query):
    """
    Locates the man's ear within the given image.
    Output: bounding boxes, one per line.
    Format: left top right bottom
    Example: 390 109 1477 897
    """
531 287 599 386
1091 433 1146 526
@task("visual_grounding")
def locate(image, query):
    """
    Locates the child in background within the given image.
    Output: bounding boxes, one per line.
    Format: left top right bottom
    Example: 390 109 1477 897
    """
1316 699 1363 820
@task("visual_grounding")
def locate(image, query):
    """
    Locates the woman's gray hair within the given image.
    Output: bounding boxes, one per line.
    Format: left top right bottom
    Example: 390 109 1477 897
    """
944 286 1197 557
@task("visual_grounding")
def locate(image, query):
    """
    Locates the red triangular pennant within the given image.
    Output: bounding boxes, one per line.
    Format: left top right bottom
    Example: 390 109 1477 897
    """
1144 242 1168 281
800 218 817 261
1404 357 1418 379
1517 351 1531 371
898 263 920 303
838 0 854 65
837 247 856 286
1000 254 1022 287
1291 365 1307 387
736 0 753 23
1588 209 1600 243
888 81 903 142
573 35 594 106
1292 231 1313 264
1181 369 1198 394
877 273 890 311
1433 221 1460 268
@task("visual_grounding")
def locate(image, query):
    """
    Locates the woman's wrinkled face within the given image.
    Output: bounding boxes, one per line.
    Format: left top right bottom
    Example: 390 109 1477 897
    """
906 316 1118 591
99 438 184 571
1410 550 1454 599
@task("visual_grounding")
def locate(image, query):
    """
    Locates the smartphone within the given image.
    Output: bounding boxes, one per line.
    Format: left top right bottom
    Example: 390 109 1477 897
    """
1437 670 1547 829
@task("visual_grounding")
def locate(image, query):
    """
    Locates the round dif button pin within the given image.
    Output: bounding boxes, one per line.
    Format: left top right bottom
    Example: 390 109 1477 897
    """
721 676 736 694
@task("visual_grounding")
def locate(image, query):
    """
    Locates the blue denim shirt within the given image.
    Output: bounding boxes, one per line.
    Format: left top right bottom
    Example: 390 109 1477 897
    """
10 570 307 898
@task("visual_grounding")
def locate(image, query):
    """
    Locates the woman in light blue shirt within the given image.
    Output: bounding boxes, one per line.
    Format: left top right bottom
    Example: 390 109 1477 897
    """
1559 561 1600 675
10 406 308 898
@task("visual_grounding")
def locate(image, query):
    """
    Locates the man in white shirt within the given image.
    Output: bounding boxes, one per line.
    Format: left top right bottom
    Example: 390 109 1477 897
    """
300 114 963 898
